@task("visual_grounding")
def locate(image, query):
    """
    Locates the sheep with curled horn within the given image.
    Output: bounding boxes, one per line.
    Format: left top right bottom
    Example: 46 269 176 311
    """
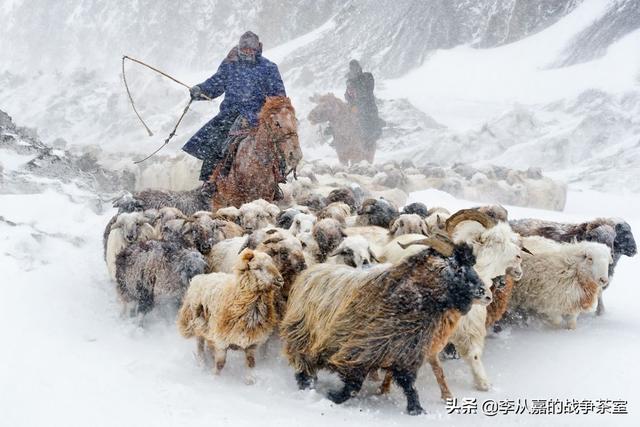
379 208 527 396
281 234 487 415
443 209 527 391
509 217 636 315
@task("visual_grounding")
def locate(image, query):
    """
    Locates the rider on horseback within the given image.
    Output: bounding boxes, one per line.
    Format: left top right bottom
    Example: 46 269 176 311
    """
183 31 287 181
344 59 382 150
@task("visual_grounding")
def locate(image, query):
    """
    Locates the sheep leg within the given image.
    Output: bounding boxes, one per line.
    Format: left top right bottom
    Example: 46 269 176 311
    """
378 370 393 395
464 349 490 391
327 371 365 404
456 340 490 392
565 313 578 330
209 343 227 375
392 368 424 415
294 371 315 390
244 345 257 385
196 337 206 366
441 343 459 359
428 355 453 401
596 293 605 316
548 313 564 329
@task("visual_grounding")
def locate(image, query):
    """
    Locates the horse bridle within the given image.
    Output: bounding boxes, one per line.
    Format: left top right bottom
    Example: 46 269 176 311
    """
264 122 300 180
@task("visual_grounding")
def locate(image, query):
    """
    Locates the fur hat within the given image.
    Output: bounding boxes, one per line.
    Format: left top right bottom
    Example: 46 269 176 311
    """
239 31 260 51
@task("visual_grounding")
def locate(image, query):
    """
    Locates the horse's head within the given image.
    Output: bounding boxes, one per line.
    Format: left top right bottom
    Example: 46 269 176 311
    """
260 96 303 175
307 93 343 125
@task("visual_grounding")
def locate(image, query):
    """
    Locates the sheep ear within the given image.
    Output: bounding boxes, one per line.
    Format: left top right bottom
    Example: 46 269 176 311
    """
237 236 253 254
181 221 193 234
240 249 255 263
420 220 430 236
521 246 533 255
263 237 283 245
329 248 343 257
389 218 398 234
368 248 380 263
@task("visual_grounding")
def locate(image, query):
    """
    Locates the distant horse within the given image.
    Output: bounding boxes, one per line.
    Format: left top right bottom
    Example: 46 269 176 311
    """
210 96 303 209
308 93 373 164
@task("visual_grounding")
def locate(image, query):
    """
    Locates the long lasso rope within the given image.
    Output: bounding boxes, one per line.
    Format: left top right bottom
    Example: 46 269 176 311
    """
121 55 212 164
133 99 193 164
122 56 154 136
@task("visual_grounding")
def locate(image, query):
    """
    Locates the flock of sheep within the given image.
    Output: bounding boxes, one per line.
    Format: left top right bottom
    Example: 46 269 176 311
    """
103 175 636 416
112 153 567 211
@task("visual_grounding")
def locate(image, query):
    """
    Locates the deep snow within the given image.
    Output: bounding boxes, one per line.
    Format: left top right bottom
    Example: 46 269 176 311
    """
1 188 638 427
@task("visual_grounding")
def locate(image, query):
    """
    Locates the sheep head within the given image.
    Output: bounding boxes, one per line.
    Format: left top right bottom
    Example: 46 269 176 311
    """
389 214 428 238
613 220 637 257
442 243 490 312
114 212 152 243
289 213 316 236
258 236 307 274
239 201 276 232
236 249 284 291
329 235 378 268
575 242 612 290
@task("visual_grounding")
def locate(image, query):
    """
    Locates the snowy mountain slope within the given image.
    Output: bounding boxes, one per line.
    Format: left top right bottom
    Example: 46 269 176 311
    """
0 0 578 78
558 0 640 66
0 0 639 197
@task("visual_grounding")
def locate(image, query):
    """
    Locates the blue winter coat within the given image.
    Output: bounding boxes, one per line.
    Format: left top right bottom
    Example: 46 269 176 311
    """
182 48 286 163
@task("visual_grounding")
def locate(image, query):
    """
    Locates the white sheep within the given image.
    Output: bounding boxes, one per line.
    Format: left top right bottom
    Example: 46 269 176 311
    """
318 202 352 224
509 237 611 329
389 214 429 238
326 235 379 268
378 233 431 264
214 206 241 223
104 212 156 281
445 212 525 392
288 213 317 236
239 199 279 232
344 225 390 257
424 207 451 235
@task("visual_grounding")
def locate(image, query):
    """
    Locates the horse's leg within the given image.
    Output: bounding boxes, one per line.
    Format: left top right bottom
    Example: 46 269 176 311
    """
367 144 375 163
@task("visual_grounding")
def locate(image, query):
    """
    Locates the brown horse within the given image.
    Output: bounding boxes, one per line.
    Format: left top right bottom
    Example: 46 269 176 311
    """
210 96 302 209
308 93 373 165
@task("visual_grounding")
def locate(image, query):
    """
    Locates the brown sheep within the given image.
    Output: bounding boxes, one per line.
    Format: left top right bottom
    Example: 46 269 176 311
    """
280 237 486 415
312 218 346 262
178 249 283 384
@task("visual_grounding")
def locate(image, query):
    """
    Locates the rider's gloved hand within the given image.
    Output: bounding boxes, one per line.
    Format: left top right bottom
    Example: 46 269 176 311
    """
190 85 203 100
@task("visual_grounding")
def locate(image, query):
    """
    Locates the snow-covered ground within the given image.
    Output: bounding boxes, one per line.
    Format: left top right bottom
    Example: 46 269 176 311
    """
1 188 638 427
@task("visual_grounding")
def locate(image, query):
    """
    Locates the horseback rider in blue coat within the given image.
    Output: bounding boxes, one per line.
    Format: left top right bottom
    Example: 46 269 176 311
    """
183 31 287 181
